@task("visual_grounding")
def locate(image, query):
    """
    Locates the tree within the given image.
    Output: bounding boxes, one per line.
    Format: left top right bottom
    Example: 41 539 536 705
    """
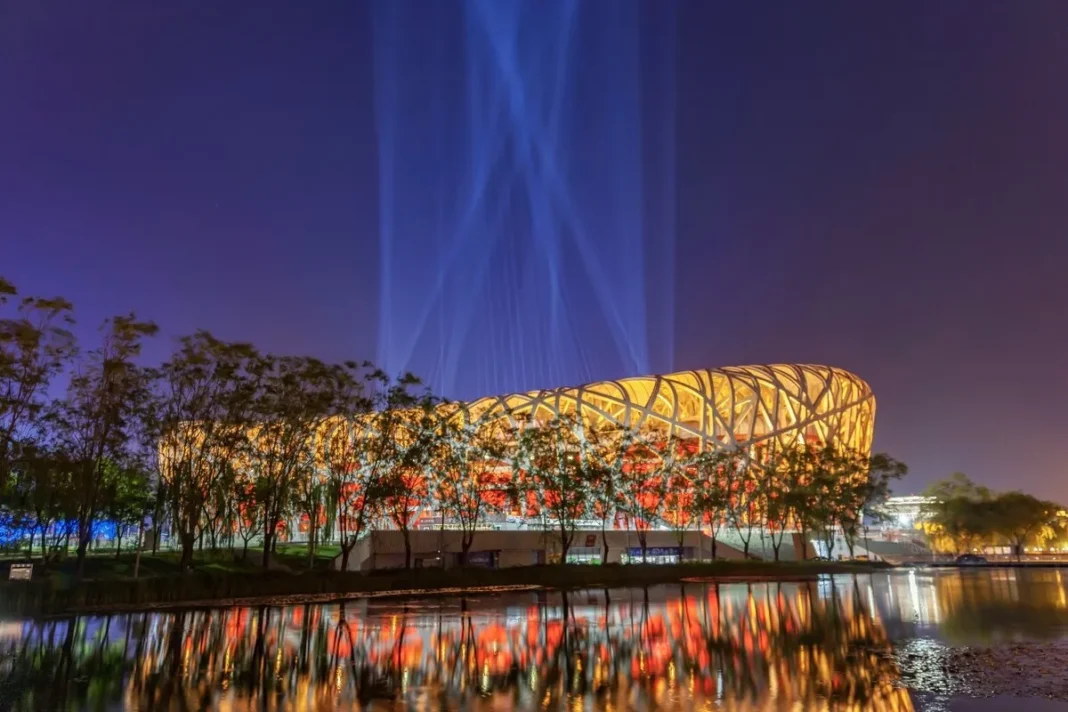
434 412 510 566
722 446 760 559
838 452 907 558
328 368 428 570
777 443 854 560
921 473 995 555
922 495 991 555
233 474 261 559
759 449 793 562
153 332 260 571
242 355 340 569
688 449 732 560
987 492 1060 560
8 442 77 560
379 399 438 570
809 446 867 560
925 472 992 502
53 314 158 577
617 434 673 562
511 413 590 563
0 278 76 482
99 462 153 557
584 424 632 565
661 439 699 554
295 471 327 569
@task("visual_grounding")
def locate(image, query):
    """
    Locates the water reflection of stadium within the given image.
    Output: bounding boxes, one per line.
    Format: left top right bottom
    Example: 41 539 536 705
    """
3 578 920 710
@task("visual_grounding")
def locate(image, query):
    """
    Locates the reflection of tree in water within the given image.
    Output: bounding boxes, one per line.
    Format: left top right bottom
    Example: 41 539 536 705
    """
0 581 914 711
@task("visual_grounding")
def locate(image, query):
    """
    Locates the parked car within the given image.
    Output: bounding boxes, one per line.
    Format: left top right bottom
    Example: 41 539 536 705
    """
955 554 988 565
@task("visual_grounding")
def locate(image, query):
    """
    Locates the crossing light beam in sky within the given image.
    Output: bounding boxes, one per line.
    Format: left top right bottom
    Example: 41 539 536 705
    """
373 0 676 399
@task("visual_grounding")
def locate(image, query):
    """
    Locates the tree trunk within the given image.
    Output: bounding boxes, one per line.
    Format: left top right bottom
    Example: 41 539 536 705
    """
460 536 472 567
798 528 808 561
601 526 610 565
115 529 123 559
711 535 717 561
772 541 781 562
27 529 35 560
560 526 571 563
133 516 145 579
340 541 353 571
75 518 91 578
151 494 163 555
263 516 273 570
402 527 412 569
179 532 195 571
308 506 318 570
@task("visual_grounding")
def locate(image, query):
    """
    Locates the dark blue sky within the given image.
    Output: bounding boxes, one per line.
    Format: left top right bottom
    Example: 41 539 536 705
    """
3 2 1067 500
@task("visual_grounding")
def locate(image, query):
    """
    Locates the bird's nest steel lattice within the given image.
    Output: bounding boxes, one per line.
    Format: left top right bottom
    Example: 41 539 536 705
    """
449 363 875 455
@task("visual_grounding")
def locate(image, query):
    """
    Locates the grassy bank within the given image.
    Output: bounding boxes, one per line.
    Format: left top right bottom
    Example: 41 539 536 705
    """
0 558 889 617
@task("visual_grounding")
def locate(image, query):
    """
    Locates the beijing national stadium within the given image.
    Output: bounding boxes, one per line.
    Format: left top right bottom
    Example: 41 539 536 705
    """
316 363 875 569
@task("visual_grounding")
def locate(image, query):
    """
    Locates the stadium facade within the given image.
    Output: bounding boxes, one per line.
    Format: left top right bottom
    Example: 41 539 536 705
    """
327 364 876 569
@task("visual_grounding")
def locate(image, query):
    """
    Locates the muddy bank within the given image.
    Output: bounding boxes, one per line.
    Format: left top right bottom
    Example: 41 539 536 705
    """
895 639 1068 701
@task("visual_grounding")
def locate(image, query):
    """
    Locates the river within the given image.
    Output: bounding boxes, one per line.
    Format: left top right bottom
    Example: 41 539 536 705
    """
3 568 1068 710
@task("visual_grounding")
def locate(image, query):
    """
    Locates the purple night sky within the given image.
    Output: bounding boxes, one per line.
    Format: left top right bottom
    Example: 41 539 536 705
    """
2 2 1067 500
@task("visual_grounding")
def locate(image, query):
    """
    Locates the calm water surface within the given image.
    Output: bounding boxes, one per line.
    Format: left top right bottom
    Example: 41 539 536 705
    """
2 568 1068 711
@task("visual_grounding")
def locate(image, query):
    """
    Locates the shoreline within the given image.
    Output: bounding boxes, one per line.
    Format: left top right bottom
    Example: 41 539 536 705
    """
0 560 890 618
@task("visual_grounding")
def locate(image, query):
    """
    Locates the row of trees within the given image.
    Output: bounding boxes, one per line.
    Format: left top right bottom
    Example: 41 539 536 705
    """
921 473 1066 559
505 415 906 564
1 276 906 576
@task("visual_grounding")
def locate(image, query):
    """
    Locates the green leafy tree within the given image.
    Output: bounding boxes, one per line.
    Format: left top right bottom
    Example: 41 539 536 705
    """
433 412 510 566
987 492 1061 560
324 368 420 571
242 355 340 568
839 452 907 558
53 314 158 577
921 473 995 555
758 448 794 561
380 395 444 569
925 472 992 502
661 439 699 554
294 360 361 569
923 495 991 555
688 449 733 560
153 332 260 571
99 462 153 557
9 443 77 560
771 444 842 561
722 446 761 559
616 433 674 562
584 424 633 565
0 277 76 481
510 412 590 563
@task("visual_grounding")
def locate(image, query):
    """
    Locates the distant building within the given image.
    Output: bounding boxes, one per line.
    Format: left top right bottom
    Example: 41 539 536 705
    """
873 495 936 532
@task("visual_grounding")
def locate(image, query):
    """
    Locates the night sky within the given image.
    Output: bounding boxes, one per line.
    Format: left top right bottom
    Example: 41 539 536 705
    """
3 2 1067 501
